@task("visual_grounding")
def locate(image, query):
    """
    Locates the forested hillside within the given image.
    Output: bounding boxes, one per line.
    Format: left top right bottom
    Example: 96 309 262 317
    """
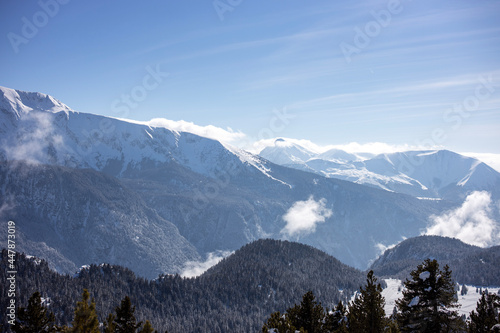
370 236 500 285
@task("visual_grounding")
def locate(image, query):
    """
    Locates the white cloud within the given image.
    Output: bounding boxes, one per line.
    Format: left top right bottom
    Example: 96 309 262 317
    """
0 199 15 220
375 237 407 256
281 196 332 238
249 137 439 156
461 152 500 172
118 117 246 145
3 112 63 164
180 250 233 278
423 191 500 247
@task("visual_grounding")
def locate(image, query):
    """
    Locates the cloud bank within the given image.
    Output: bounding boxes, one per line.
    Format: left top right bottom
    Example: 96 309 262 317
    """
180 250 233 278
423 191 500 247
249 137 442 156
461 152 500 173
120 117 246 144
281 196 332 238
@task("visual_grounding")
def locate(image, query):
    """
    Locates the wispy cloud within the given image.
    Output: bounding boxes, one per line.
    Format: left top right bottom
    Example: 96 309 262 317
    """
119 117 246 144
281 196 332 238
2 112 63 165
461 152 500 172
180 250 233 278
290 71 500 111
250 137 438 156
423 191 500 247
375 236 407 257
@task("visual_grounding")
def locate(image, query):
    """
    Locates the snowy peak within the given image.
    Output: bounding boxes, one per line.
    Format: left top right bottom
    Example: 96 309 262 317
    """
317 148 363 163
258 139 365 165
0 86 74 119
0 87 289 186
259 138 316 165
374 150 499 190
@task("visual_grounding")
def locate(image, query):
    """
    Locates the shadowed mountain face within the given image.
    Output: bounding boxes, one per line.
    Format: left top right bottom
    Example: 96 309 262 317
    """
0 161 200 279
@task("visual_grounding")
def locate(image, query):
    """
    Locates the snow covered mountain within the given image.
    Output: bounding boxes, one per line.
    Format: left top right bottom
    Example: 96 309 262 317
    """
259 139 500 202
0 87 282 183
0 86 491 275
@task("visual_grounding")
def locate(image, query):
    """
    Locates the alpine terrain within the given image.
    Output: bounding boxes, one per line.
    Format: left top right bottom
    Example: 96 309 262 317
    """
1 86 499 279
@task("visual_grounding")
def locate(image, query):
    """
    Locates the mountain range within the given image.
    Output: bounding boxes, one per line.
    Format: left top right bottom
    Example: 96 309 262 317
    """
259 139 500 202
1 86 499 279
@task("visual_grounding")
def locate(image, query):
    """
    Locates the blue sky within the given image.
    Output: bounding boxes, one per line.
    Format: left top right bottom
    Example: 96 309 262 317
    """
1 0 499 156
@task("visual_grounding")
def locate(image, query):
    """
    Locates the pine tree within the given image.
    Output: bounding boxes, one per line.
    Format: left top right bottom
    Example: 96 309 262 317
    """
114 296 142 333
324 301 348 332
347 270 386 333
396 259 462 332
460 284 468 296
287 291 326 333
138 320 155 333
468 292 500 332
13 291 57 333
262 291 325 333
70 289 99 333
103 313 116 333
262 311 295 333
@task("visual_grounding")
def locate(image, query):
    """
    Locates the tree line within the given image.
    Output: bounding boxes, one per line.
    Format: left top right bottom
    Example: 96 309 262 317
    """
1 240 364 332
2 242 500 332
8 258 500 333
12 289 160 333
262 259 500 333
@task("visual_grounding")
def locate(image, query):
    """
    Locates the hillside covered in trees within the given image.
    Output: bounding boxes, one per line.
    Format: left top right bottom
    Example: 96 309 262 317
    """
1 239 365 332
370 236 500 286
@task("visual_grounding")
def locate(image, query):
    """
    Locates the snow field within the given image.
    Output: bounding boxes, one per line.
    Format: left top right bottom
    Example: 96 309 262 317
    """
381 278 500 318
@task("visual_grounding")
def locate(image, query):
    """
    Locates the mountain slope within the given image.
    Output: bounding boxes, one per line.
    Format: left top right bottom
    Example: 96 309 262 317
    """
0 161 200 279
